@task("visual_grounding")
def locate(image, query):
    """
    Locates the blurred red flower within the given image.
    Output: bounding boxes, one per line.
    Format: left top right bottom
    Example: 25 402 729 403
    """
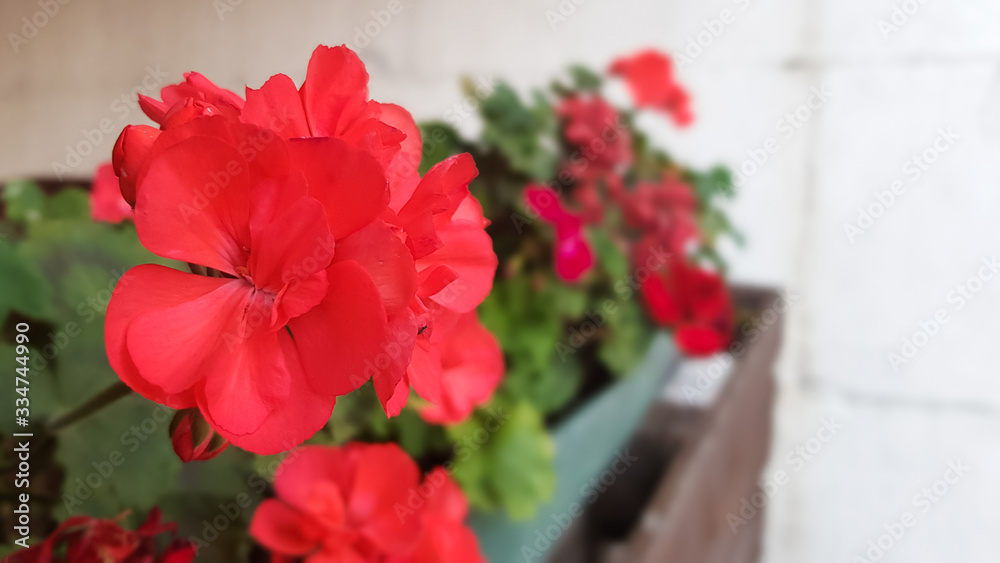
524 185 595 282
89 162 132 224
635 246 733 356
7 508 194 563
609 50 693 126
250 443 484 563
416 310 504 425
556 95 632 183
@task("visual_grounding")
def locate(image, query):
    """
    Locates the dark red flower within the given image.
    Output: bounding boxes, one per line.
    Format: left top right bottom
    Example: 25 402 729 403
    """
609 50 693 126
90 162 133 224
169 408 229 462
250 443 484 562
6 508 194 563
635 246 733 356
615 175 700 256
524 185 594 282
556 95 632 182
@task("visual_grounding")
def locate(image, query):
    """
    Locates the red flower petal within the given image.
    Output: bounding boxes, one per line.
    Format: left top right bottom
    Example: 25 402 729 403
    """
288 137 389 240
212 334 336 454
242 73 312 139
301 45 370 137
105 264 228 408
135 134 254 274
288 260 390 397
416 221 497 313
250 500 320 556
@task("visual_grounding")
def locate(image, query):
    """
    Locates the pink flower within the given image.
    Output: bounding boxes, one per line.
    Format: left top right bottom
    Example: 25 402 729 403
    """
524 186 595 282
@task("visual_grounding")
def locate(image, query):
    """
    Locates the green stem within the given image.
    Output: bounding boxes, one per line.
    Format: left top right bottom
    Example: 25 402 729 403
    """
47 381 133 433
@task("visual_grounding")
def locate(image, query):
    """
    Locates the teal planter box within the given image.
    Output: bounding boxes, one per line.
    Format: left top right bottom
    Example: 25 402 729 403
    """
470 332 680 562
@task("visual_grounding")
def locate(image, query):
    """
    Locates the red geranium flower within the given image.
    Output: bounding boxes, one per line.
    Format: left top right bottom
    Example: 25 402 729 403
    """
615 175 700 256
524 186 594 282
635 245 733 356
107 46 500 451
415 310 504 425
235 45 498 417
609 50 693 126
7 507 194 563
90 162 133 224
250 443 484 562
556 95 632 183
105 117 414 454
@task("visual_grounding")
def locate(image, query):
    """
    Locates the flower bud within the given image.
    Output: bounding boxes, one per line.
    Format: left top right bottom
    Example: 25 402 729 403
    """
112 124 160 206
160 98 221 130
169 408 229 462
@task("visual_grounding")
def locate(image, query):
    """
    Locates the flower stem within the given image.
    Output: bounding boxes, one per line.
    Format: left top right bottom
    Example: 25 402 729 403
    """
47 382 133 433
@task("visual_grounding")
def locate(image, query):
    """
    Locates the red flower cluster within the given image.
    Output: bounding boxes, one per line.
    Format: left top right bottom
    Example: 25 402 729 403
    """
633 240 733 356
104 45 501 456
7 508 193 563
609 50 693 126
526 50 732 355
250 443 483 562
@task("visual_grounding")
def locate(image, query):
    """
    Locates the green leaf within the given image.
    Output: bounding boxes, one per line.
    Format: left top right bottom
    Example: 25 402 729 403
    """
568 65 602 91
598 298 654 377
478 83 557 180
44 188 91 220
589 228 628 279
2 179 45 223
448 401 555 519
0 240 54 321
